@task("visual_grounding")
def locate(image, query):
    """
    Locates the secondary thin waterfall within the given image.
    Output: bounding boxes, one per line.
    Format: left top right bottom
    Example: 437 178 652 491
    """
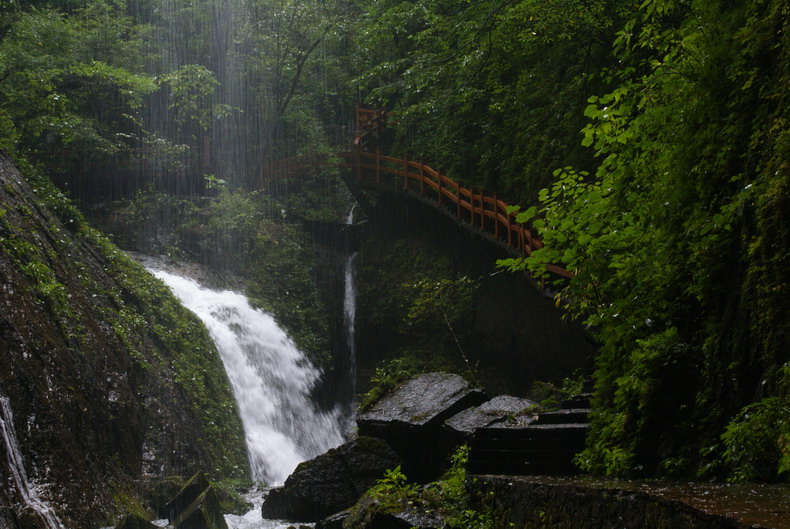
343 205 358 412
343 253 358 400
150 270 344 485
0 396 66 529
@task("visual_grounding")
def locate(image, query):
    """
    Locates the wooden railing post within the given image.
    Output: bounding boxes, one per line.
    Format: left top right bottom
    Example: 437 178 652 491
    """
355 145 362 182
479 190 485 230
472 189 479 227
403 154 409 191
419 160 426 195
456 180 461 218
437 170 443 206
494 193 500 240
507 210 513 247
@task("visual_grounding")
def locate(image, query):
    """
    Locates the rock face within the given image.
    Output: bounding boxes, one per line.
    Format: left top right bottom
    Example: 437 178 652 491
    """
261 437 401 522
357 372 487 481
444 395 537 438
0 155 248 527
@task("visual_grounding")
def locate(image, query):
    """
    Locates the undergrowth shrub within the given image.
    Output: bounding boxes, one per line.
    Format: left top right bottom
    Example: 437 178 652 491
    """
721 396 790 482
344 446 493 529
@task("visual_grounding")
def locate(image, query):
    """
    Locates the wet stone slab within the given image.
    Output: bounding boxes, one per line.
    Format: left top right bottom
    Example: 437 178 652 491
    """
444 395 537 437
469 475 790 529
357 372 487 429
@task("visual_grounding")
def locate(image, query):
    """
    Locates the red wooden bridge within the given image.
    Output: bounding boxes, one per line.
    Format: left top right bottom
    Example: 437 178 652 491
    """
263 105 571 279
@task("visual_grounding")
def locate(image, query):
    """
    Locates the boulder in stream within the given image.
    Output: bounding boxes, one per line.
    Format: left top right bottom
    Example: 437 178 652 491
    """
164 473 228 529
357 372 487 481
261 436 401 522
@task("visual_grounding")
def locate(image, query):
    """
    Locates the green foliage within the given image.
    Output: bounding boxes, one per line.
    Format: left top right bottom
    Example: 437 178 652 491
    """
526 370 585 411
354 0 627 203
403 276 476 329
369 466 420 509
357 240 482 378
357 357 418 411
428 446 493 529
721 397 790 482
0 2 155 164
345 447 493 529
159 64 233 134
112 486 152 521
501 0 790 479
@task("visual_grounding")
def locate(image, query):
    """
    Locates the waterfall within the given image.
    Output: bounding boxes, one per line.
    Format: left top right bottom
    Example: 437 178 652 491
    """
150 270 344 485
0 396 66 529
343 205 358 411
342 253 358 410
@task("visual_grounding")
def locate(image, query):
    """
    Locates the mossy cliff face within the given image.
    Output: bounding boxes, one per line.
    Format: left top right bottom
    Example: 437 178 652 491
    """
0 156 249 528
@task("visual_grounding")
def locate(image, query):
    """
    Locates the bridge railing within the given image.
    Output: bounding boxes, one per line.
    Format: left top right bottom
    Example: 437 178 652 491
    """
350 147 572 278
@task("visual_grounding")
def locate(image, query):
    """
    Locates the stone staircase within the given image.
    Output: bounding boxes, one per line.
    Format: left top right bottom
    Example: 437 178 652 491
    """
467 390 592 476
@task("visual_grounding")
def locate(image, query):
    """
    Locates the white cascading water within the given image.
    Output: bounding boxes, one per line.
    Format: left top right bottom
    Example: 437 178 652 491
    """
343 205 358 411
149 270 344 485
0 396 66 529
343 253 358 399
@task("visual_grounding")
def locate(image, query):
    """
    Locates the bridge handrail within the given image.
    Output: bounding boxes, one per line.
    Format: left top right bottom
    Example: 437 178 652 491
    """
350 149 571 278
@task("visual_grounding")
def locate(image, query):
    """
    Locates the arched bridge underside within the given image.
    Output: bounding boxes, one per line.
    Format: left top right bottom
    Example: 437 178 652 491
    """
262 106 571 280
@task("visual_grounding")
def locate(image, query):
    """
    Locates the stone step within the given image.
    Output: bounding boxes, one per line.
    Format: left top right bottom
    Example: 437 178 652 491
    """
534 408 590 425
467 460 579 476
562 393 592 410
471 435 585 451
469 448 582 465
473 423 589 441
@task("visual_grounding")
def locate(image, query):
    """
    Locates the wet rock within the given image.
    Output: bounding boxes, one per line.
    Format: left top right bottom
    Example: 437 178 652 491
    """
116 513 158 529
142 476 186 519
315 510 349 529
343 496 447 529
444 395 537 439
15 507 50 529
357 372 487 481
165 473 227 529
261 437 401 522
378 509 446 529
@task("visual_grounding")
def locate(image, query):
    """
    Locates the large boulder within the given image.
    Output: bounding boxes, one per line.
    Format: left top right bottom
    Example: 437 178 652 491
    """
357 372 487 481
164 473 228 529
261 437 400 522
444 395 537 440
